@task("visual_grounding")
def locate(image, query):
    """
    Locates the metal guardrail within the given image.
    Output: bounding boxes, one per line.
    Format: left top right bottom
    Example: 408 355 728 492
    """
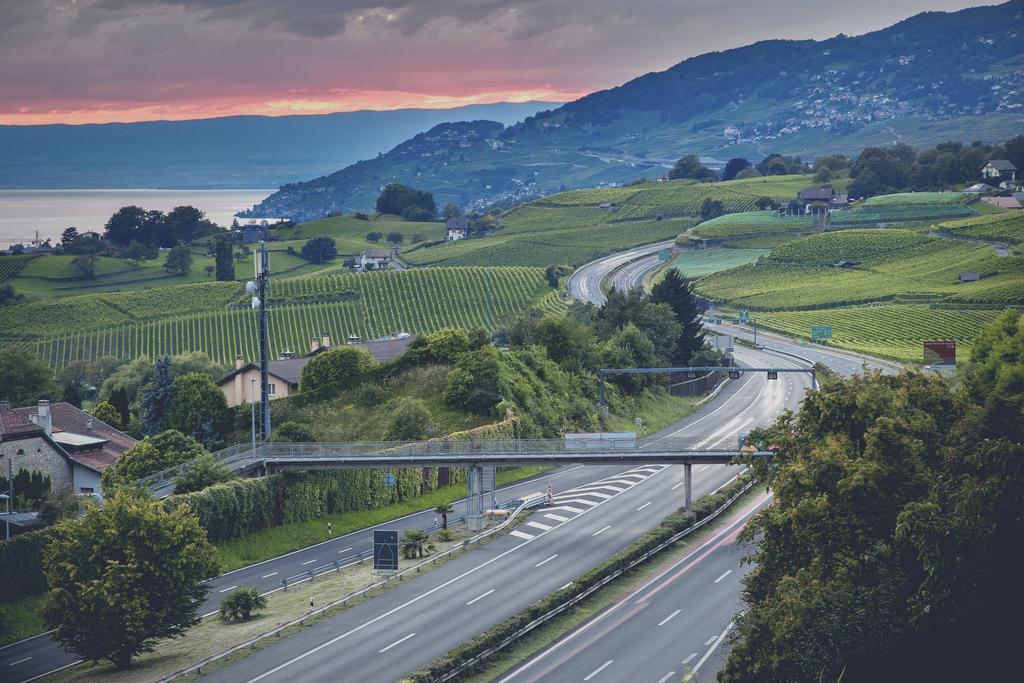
427 477 762 682
159 495 546 681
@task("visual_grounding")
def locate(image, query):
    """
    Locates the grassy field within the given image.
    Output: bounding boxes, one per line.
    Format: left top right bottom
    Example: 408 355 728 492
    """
698 229 1024 310
755 305 1005 363
830 202 975 226
668 248 770 280
268 213 446 255
0 267 551 367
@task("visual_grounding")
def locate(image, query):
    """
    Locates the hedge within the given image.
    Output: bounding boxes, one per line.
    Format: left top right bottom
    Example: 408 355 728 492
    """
409 474 755 682
0 414 522 599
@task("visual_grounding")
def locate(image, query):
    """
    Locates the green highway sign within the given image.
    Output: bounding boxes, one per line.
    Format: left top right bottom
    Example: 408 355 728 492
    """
739 309 749 323
658 249 670 262
811 325 833 340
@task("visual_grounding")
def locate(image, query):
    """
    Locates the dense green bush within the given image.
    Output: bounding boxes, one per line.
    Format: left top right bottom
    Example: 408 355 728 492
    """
0 527 57 601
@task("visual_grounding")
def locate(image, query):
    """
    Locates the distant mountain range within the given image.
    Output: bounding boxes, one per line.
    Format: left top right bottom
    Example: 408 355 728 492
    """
0 102 560 190
249 0 1024 220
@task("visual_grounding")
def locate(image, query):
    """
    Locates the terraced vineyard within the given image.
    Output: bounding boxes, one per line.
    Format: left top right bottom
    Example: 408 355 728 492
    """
691 211 815 241
698 229 1024 310
830 202 975 226
756 305 1004 362
933 211 1024 246
500 206 610 233
2 267 550 367
862 192 967 205
0 255 37 281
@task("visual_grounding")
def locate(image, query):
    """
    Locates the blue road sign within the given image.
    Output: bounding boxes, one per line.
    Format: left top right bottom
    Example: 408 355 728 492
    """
383 472 396 488
374 530 399 571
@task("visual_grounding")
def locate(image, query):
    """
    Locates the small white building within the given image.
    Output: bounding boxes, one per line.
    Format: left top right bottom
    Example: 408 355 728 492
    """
446 216 469 241
359 250 393 270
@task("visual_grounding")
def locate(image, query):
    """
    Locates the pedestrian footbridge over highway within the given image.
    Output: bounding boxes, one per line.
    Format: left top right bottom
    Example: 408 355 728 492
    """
140 434 770 516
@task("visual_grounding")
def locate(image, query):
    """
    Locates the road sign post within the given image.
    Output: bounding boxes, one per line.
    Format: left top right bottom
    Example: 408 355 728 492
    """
373 530 399 572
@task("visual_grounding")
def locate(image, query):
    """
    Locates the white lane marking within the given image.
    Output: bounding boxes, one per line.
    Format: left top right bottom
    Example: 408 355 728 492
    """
534 554 558 568
584 660 614 681
567 484 625 494
704 635 717 646
636 502 652 511
526 521 553 531
301 559 318 566
510 530 534 540
658 609 681 626
378 632 415 653
559 581 573 590
466 589 495 606
579 491 612 499
592 525 612 537
244 457 672 683
671 481 685 491
545 505 584 514
685 622 735 680
714 570 733 584
261 572 278 579
682 653 698 664
591 478 641 486
337 547 352 554
658 672 677 683
696 465 709 472
544 513 569 522
9 656 32 666
219 585 238 593
551 498 598 507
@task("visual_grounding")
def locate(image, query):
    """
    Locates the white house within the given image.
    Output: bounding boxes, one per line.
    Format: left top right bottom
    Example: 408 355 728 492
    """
359 249 393 270
446 216 469 241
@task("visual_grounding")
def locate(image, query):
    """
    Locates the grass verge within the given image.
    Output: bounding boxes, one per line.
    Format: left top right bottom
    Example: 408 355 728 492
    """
606 387 700 435
0 594 47 647
216 465 550 572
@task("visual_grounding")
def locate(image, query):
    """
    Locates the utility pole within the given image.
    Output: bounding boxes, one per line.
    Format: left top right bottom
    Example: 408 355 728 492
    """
248 244 271 440
250 377 257 454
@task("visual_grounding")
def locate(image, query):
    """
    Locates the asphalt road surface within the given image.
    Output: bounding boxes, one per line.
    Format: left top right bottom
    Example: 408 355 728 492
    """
202 344 809 682
498 492 772 683
566 241 673 307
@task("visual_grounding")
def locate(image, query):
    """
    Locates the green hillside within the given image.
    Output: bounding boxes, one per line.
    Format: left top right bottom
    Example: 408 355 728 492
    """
699 229 1024 310
0 267 550 367
933 211 1024 247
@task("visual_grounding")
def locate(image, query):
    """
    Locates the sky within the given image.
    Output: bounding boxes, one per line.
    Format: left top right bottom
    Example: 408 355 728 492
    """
0 0 1000 126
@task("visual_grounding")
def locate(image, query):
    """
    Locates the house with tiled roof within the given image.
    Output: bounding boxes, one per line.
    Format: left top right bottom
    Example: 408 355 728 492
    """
1 400 135 497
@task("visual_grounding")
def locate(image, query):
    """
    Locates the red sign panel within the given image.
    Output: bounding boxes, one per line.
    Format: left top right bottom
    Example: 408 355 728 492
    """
923 340 956 366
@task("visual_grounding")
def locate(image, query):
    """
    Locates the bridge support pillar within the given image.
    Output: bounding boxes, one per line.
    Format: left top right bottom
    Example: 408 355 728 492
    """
683 463 692 512
466 465 497 531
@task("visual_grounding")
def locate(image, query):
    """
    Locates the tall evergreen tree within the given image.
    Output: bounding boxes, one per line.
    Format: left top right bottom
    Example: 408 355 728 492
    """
214 236 235 281
138 355 172 435
650 269 705 364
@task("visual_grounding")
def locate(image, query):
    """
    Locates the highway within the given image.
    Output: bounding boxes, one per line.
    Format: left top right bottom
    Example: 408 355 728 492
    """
566 241 673 306
499 492 772 683
202 344 809 682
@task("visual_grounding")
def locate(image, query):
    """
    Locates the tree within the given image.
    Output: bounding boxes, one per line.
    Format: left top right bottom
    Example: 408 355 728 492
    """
41 490 218 668
434 502 454 530
376 183 436 216
735 166 761 179
299 346 378 393
60 226 79 246
0 346 56 405
812 165 833 183
699 197 725 220
267 421 317 442
173 455 234 494
101 429 209 490
1004 134 1024 172
365 231 382 243
300 236 338 263
400 528 435 559
214 236 235 281
138 355 173 435
71 254 97 279
61 380 84 408
109 386 131 427
667 154 717 181
721 157 751 181
103 206 148 247
650 269 705 363
89 401 123 430
401 206 435 221
39 487 80 525
443 346 502 415
163 373 230 447
123 240 148 267
164 245 193 275
204 265 215 277
442 203 461 219
219 587 267 623
386 231 405 246
533 315 595 367
163 206 213 246
0 283 25 307
382 397 431 440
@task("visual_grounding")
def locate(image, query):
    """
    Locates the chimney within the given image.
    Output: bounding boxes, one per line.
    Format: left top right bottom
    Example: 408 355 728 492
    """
235 354 245 370
321 331 331 349
37 399 52 436
311 335 320 354
86 418 95 432
279 348 292 360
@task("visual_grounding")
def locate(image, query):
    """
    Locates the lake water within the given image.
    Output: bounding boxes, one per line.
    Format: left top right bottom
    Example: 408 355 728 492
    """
0 189 273 244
